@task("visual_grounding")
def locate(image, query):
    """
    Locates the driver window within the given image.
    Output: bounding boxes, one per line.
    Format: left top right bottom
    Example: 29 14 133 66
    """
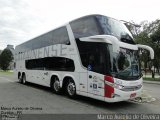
88 46 105 74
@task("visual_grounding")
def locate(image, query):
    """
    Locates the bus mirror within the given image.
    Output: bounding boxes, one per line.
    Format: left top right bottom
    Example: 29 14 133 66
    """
137 44 154 60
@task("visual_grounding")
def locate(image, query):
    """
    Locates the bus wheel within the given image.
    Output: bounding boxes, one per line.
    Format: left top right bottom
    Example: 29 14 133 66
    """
18 73 21 83
18 76 22 83
22 74 26 84
66 80 76 98
51 77 61 94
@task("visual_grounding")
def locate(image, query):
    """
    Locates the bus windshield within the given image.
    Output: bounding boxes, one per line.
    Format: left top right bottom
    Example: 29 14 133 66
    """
109 46 141 80
96 15 135 44
70 15 135 44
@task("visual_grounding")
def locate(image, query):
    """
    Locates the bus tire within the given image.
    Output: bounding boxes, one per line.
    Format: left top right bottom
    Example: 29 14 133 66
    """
22 74 26 84
66 79 76 98
51 77 61 94
18 72 21 82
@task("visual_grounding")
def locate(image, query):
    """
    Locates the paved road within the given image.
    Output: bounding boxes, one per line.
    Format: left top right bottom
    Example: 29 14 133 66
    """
143 83 160 99
0 73 160 119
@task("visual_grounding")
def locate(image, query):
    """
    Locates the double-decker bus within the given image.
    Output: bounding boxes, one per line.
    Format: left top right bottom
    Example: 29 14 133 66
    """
15 14 154 102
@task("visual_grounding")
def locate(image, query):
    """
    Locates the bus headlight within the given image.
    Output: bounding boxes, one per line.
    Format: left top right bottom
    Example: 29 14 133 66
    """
105 80 124 90
113 84 124 90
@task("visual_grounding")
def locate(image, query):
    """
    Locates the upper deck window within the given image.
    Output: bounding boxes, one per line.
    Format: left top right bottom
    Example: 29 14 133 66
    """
96 15 135 44
15 26 70 53
70 16 102 38
70 15 135 44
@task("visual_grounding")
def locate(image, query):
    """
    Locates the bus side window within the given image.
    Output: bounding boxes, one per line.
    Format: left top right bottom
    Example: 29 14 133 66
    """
87 46 106 74
44 57 75 72
88 54 95 66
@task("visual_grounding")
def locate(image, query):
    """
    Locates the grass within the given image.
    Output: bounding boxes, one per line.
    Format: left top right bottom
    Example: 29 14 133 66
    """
0 70 14 75
143 77 160 81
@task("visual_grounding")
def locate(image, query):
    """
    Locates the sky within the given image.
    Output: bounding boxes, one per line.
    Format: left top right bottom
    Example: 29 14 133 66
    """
0 0 160 50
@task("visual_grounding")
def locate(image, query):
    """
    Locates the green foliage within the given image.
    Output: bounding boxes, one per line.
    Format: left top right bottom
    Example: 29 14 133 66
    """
0 49 13 71
135 20 160 73
126 19 160 74
143 77 160 81
147 20 160 72
0 71 13 75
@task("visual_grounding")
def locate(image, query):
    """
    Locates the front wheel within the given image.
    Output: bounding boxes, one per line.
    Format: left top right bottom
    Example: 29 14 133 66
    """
66 80 76 98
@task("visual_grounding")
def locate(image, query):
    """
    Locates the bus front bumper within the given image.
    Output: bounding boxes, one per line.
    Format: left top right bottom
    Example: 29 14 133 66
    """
104 87 143 103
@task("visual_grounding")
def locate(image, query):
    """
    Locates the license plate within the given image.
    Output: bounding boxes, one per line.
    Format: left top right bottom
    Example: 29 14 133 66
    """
130 93 136 98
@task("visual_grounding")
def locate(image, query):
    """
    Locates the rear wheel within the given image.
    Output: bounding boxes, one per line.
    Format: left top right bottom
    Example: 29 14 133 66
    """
18 73 22 83
66 79 76 98
18 76 22 83
22 74 26 84
51 77 61 94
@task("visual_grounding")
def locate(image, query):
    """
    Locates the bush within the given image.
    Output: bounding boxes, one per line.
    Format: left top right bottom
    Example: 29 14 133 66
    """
0 49 13 71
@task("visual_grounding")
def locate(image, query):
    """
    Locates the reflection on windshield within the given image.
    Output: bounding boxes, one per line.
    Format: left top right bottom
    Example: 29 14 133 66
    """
96 16 135 44
110 47 140 80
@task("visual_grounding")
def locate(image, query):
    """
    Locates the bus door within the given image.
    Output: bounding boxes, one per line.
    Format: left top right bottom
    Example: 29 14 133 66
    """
87 48 105 98
77 41 106 98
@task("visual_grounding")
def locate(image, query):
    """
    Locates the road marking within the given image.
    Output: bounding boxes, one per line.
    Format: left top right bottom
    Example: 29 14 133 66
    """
0 77 14 83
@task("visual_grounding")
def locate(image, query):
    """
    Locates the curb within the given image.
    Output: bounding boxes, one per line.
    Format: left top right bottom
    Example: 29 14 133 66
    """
143 80 160 85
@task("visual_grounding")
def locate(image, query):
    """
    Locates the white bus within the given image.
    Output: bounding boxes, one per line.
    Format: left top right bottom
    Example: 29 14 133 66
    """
15 14 154 102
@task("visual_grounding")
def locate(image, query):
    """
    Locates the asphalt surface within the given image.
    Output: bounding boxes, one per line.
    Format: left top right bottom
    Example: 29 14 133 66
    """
143 82 160 100
0 73 160 120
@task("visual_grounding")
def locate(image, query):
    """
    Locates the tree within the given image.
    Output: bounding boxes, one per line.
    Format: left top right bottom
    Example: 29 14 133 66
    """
150 20 160 74
0 49 13 71
126 19 160 78
124 20 141 37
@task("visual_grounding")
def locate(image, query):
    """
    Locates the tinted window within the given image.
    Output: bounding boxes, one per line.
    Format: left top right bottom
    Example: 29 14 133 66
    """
26 57 75 72
26 59 44 70
16 27 70 53
76 39 110 74
45 57 75 71
96 15 135 44
52 27 70 45
70 16 101 38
